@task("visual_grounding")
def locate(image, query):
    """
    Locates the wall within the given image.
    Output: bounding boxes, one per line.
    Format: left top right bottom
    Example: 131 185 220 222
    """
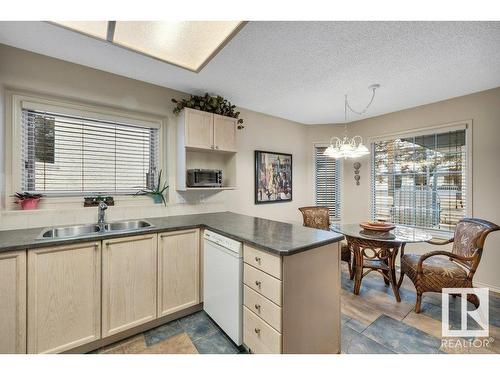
0 44 311 230
307 87 500 291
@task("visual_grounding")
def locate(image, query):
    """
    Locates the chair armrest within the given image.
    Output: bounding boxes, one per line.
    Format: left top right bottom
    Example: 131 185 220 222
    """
426 237 454 246
416 251 474 274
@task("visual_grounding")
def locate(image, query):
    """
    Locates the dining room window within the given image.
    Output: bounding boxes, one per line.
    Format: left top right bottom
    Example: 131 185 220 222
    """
371 124 470 233
20 107 160 196
314 145 342 221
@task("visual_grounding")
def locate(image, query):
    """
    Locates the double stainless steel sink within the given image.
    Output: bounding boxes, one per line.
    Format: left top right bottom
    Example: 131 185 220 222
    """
38 220 154 240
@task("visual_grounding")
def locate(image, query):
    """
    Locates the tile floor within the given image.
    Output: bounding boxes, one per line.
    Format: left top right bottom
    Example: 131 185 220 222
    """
93 264 500 354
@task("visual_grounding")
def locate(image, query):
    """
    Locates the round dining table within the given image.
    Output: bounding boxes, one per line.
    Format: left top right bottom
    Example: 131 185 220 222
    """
331 223 432 302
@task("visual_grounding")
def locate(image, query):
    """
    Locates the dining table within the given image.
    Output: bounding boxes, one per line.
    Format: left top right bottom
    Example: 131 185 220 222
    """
331 223 432 302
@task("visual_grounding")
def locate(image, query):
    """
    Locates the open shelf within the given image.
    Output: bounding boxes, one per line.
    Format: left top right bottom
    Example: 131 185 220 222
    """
182 187 237 191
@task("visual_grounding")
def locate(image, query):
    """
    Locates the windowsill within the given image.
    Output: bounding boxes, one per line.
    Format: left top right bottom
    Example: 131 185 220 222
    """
4 195 166 213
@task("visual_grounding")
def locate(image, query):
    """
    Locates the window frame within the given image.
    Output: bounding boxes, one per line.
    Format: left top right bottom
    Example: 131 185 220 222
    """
313 143 343 222
6 90 165 211
369 120 473 236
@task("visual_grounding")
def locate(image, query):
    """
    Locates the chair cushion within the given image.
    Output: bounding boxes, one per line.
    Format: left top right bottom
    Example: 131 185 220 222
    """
401 253 468 280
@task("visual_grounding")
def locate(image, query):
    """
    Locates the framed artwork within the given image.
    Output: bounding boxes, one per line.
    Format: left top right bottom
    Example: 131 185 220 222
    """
255 150 292 204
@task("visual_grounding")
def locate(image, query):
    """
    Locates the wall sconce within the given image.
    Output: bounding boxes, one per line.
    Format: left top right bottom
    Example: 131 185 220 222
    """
353 162 361 185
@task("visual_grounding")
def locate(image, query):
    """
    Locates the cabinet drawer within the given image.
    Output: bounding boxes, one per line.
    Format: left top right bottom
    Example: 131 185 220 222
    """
244 264 282 306
244 306 281 354
244 245 281 279
244 285 281 332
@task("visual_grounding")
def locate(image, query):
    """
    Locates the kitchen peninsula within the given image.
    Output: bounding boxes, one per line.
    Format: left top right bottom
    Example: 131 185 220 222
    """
0 212 343 354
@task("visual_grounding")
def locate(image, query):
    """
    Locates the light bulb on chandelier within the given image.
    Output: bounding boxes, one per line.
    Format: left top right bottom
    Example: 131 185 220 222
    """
324 84 380 159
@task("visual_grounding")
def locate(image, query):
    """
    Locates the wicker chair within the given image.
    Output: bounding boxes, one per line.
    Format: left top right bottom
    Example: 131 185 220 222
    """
401 218 499 313
298 206 353 279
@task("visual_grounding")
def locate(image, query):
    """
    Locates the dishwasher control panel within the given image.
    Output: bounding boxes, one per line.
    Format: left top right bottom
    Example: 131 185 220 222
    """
203 230 242 254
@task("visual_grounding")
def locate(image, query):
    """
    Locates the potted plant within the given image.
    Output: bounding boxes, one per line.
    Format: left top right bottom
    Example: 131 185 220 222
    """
172 93 245 129
134 170 169 206
13 192 43 210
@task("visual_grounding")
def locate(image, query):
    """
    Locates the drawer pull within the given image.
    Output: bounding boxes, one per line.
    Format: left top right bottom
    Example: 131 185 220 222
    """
255 256 261 263
254 304 261 311
254 328 261 334
255 280 262 287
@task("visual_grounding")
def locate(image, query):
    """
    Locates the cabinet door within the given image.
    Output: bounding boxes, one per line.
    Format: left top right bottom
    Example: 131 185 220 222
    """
102 234 157 337
213 114 237 152
27 242 101 354
0 250 26 353
184 108 214 150
158 229 200 317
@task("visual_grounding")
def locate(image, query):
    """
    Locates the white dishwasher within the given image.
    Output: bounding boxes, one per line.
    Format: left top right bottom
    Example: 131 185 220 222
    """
203 229 243 346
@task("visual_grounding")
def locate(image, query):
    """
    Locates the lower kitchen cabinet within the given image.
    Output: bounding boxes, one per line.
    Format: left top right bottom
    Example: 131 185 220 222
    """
158 229 200 316
102 233 158 337
27 242 101 354
0 250 26 354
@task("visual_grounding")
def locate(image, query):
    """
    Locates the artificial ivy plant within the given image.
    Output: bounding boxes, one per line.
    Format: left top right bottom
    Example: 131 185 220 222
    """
172 93 244 129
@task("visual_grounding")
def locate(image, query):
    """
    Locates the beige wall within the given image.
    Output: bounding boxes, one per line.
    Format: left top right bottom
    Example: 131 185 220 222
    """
307 87 500 291
1 43 499 290
0 44 311 230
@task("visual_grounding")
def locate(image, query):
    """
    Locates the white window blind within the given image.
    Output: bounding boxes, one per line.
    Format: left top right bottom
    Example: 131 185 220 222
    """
315 146 341 221
21 108 160 195
372 128 467 232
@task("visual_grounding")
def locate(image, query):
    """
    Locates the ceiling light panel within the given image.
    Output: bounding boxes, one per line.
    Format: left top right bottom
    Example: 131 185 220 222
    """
112 21 243 72
52 21 109 39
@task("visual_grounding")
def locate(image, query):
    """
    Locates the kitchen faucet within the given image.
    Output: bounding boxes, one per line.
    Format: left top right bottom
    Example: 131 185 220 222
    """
97 201 108 231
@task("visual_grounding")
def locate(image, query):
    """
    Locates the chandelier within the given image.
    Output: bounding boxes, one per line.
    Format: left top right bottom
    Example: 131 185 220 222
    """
324 84 380 159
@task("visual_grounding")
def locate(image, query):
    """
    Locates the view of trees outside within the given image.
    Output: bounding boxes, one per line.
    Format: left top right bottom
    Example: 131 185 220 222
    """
22 110 158 195
372 130 466 232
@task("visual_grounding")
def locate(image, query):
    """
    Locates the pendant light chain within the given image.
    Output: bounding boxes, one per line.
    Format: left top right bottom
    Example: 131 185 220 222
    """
324 84 380 159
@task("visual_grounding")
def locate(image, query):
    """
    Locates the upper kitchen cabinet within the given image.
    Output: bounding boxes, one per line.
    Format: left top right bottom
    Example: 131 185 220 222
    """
213 114 237 152
184 108 214 150
179 108 237 153
0 250 26 354
177 108 238 191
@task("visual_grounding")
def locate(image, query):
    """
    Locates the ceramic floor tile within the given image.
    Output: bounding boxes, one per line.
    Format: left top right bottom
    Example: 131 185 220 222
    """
99 334 147 354
193 330 240 354
403 311 443 338
363 315 443 354
140 333 198 354
179 311 218 342
144 320 184 346
342 325 395 354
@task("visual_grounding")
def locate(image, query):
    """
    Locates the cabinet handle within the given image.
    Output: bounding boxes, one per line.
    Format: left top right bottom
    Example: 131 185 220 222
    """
105 242 110 247
215 146 219 150
254 304 261 311
254 328 261 334
255 280 262 287
254 256 261 263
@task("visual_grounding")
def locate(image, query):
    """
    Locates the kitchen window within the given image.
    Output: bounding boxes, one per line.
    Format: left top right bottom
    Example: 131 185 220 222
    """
314 145 342 221
20 106 160 196
371 123 471 233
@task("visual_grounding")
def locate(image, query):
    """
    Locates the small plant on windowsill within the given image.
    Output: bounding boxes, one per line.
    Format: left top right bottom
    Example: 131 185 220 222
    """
133 170 169 206
13 192 43 210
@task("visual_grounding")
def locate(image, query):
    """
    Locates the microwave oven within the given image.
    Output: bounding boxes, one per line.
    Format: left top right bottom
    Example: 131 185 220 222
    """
186 169 223 187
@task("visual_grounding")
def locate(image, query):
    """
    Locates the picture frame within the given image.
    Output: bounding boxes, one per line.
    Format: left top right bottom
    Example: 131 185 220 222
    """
254 150 292 204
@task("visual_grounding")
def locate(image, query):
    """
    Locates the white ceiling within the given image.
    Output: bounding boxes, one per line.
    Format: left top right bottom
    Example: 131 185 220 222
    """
0 21 499 124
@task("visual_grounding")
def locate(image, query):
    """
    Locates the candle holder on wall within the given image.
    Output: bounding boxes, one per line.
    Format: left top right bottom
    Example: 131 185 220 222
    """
353 162 361 186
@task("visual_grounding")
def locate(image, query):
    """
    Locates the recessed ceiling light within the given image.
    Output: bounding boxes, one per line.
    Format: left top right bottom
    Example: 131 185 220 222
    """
50 21 246 72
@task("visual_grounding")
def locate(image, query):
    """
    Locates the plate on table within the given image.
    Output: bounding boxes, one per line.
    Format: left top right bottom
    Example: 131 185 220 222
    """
359 221 396 232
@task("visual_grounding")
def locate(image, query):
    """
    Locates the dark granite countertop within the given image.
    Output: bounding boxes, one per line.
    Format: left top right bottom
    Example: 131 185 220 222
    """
0 211 343 256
